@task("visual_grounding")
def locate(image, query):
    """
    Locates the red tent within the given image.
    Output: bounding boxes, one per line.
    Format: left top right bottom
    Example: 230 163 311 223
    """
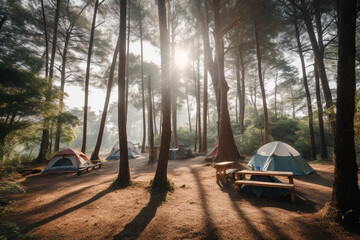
206 142 218 157
41 148 92 175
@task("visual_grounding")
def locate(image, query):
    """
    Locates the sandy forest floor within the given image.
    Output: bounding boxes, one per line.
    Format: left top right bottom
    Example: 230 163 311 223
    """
2 155 360 240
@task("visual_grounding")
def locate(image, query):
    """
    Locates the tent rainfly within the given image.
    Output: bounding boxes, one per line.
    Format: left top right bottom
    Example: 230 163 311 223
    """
206 142 218 158
41 148 92 175
248 141 315 175
106 141 140 160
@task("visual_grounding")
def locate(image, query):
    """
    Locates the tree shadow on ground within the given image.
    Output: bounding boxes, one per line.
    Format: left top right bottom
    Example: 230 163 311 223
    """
188 166 221 240
26 185 115 230
219 180 318 213
113 189 167 240
18 179 113 220
294 170 333 188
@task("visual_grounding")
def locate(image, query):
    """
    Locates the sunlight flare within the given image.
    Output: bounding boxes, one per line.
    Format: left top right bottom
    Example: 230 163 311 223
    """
175 49 188 69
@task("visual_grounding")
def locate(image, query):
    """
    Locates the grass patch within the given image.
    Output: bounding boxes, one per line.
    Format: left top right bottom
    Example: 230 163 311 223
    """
147 178 174 201
0 182 26 195
0 222 33 240
0 182 26 218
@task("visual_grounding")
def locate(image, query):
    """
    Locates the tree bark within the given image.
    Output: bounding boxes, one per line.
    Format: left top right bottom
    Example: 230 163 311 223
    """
197 52 202 152
170 53 178 147
299 0 335 146
186 81 192 132
194 0 220 119
213 0 240 162
274 71 278 121
332 0 360 216
294 19 316 161
82 0 99 154
314 60 328 161
239 45 245 134
140 14 146 153
152 94 158 135
193 59 198 152
202 63 208 152
54 31 70 152
153 0 171 189
40 0 48 78
125 2 130 118
36 0 60 162
90 37 120 160
117 0 130 184
148 75 155 164
253 16 269 144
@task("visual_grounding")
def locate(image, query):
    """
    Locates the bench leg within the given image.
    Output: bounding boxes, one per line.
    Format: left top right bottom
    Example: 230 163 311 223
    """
290 189 295 202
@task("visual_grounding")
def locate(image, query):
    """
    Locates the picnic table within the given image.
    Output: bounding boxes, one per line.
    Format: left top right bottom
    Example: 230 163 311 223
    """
215 161 237 185
77 161 102 176
234 170 296 202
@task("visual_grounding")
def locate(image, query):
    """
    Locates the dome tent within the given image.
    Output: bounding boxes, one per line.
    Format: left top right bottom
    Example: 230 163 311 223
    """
106 141 140 160
41 148 92 175
248 141 314 175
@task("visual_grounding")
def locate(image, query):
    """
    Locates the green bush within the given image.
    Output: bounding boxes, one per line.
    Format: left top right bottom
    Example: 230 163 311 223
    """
235 126 270 155
0 222 33 240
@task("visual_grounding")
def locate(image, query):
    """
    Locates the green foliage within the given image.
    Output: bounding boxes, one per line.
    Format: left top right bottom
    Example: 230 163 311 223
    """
0 64 50 161
235 125 268 154
269 118 300 144
0 222 33 240
0 0 43 71
0 182 26 195
0 182 26 217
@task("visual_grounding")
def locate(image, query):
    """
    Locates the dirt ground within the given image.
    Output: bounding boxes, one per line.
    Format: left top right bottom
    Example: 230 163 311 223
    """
3 155 360 240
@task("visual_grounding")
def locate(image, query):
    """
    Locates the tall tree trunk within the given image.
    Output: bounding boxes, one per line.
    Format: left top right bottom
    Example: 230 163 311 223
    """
153 0 171 189
36 0 60 162
54 31 70 152
332 0 360 217
194 0 220 119
117 0 130 184
125 2 130 118
202 63 208 152
239 45 245 134
148 75 155 164
186 81 192 132
314 61 328 161
274 71 278 121
235 51 241 125
153 94 158 135
253 17 269 144
294 19 316 161
40 0 49 78
299 0 335 145
213 0 240 162
90 37 120 160
82 0 100 154
249 79 264 144
140 15 146 153
197 51 202 152
193 59 198 152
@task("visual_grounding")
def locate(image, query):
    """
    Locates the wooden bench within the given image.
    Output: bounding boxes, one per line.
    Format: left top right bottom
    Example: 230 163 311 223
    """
215 161 236 185
77 162 102 176
226 168 238 180
234 170 296 202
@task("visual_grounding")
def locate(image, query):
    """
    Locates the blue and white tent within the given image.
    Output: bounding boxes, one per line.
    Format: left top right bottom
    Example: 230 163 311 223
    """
248 141 314 175
106 141 140 160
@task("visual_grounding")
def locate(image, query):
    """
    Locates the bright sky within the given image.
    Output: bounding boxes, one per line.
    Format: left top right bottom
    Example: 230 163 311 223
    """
64 41 161 111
